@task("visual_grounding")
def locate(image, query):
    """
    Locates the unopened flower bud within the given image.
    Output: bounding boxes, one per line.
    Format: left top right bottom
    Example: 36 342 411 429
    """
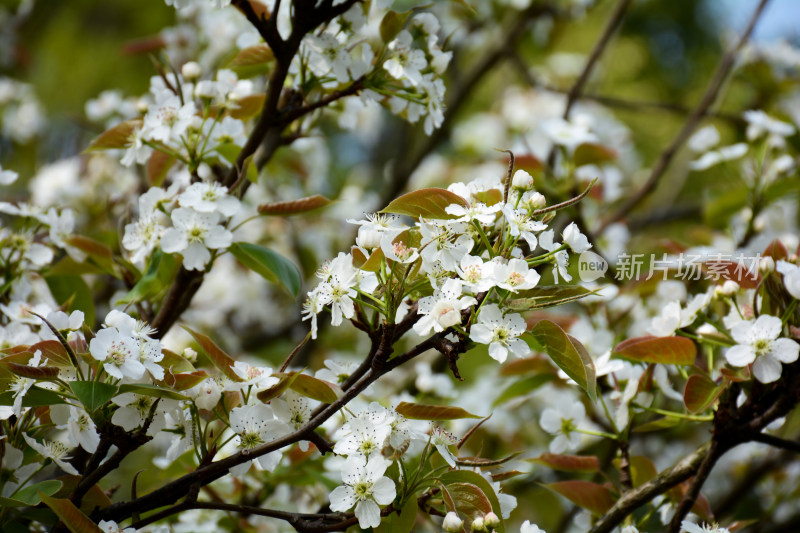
483 512 500 527
512 169 534 191
521 191 546 211
443 511 463 532
356 226 383 249
181 61 202 80
715 280 739 297
471 516 485 530
759 256 775 274
183 347 198 363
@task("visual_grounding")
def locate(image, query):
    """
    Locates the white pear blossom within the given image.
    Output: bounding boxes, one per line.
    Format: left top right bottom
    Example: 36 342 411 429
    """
22 434 79 475
187 377 222 410
776 260 800 300
333 416 392 458
562 222 591 253
160 207 233 270
743 109 795 141
456 255 496 293
521 521 547 533
0 164 18 185
9 349 43 417
413 278 476 335
98 520 135 533
51 404 100 453
90 328 146 380
430 425 459 467
229 403 291 473
329 455 396 529
539 401 586 453
680 521 730 533
726 314 799 383
470 304 529 363
492 258 541 292
178 182 240 217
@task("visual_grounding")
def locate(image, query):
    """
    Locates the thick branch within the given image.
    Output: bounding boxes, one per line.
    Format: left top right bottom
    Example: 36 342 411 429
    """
588 443 711 533
597 0 771 233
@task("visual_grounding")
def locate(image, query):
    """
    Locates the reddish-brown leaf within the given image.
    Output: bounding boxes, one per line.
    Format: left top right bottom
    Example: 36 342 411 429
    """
547 481 617 515
257 195 332 216
147 150 176 187
573 142 617 166
7 362 59 379
530 453 599 473
85 119 141 151
395 401 481 420
613 336 696 365
683 374 724 413
183 327 242 382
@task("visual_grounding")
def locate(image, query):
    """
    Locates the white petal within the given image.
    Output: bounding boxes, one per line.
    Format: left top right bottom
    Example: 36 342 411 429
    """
754 315 782 340
371 477 397 505
159 228 187 253
753 354 782 383
329 486 356 512
355 499 381 529
771 338 800 363
726 345 755 367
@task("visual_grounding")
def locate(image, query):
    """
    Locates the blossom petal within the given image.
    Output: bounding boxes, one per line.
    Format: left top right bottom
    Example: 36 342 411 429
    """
726 345 755 367
753 354 782 383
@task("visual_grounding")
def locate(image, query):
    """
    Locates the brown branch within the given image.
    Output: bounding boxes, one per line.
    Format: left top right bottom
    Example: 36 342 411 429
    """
587 443 711 533
510 53 743 124
667 441 723 533
597 0 771 233
751 433 800 454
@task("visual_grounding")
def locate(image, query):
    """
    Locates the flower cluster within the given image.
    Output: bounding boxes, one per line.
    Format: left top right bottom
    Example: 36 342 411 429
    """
303 170 592 365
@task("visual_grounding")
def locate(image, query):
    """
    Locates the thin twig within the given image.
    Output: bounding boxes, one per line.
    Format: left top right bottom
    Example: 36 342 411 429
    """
597 0 771 233
546 0 633 167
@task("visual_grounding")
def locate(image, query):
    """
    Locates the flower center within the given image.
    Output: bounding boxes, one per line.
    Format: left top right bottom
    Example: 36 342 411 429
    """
240 429 264 449
353 481 373 501
753 338 772 357
507 272 524 286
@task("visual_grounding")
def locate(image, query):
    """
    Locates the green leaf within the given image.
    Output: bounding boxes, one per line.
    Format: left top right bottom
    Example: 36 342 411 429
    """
395 401 481 420
529 453 599 473
529 320 597 401
228 242 301 297
44 275 95 328
439 470 505 533
69 381 117 412
379 10 411 43
546 481 616 515
115 249 173 306
632 416 682 433
492 374 552 407
613 336 696 366
117 383 189 401
381 188 469 220
375 496 418 533
683 374 724 414
85 119 141 151
0 480 62 507
0 387 65 407
183 326 242 381
506 285 593 311
39 492 103 533
257 195 332 216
